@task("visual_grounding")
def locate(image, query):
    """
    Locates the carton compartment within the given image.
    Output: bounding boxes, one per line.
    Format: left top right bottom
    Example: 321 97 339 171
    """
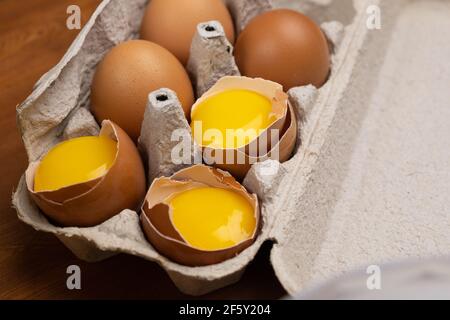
271 0 450 294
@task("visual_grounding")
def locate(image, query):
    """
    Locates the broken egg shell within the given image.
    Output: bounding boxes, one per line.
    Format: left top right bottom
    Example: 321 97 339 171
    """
25 120 146 227
140 165 260 267
191 76 298 179
213 101 298 180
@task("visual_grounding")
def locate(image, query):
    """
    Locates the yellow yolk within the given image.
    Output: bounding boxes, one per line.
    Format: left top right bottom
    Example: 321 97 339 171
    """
34 136 117 192
169 187 256 251
191 89 277 149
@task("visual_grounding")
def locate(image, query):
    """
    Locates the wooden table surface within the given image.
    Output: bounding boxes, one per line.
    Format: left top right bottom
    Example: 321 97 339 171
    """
0 0 285 299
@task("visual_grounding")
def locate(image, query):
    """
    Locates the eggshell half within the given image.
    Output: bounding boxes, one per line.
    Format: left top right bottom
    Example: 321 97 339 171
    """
140 165 260 266
190 76 298 179
26 120 146 227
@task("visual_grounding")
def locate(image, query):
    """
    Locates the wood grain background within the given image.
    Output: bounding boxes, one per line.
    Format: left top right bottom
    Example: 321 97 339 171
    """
0 0 285 299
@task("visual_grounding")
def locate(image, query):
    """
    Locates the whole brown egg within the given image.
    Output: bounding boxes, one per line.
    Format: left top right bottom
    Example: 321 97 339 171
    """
140 0 235 65
234 9 330 90
91 40 194 141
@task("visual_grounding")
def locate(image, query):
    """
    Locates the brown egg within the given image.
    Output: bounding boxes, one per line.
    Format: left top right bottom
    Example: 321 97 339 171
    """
140 165 260 266
234 9 330 90
26 121 146 227
91 40 194 141
140 0 235 65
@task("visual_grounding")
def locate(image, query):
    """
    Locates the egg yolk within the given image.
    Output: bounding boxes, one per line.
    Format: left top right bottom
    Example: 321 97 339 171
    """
169 187 256 251
34 136 117 192
191 89 277 149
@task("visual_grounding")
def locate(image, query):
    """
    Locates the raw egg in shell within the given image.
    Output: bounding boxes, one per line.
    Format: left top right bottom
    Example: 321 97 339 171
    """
190 76 298 179
140 165 260 266
26 120 146 227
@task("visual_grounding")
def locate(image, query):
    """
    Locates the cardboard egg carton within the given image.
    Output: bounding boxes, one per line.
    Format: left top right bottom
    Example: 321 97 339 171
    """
13 0 450 296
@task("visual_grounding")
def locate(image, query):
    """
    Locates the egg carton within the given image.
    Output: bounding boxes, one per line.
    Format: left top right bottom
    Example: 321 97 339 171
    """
12 0 450 296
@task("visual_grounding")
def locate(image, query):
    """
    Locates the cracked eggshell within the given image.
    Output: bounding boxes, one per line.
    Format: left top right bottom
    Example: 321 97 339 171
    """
140 165 260 266
25 120 146 227
191 76 298 179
